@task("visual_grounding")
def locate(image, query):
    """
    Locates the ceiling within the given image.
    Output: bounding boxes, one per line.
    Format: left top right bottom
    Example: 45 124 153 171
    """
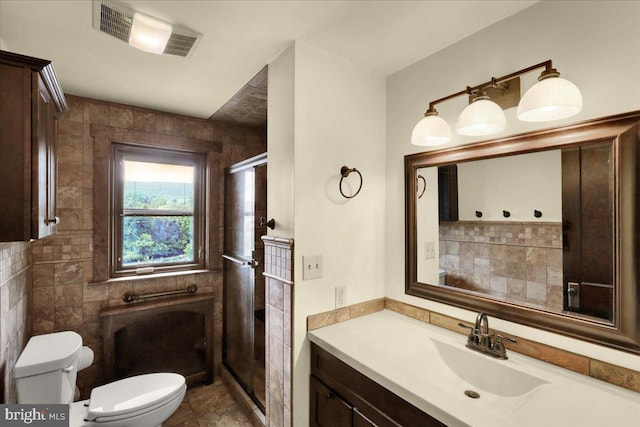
0 1 536 122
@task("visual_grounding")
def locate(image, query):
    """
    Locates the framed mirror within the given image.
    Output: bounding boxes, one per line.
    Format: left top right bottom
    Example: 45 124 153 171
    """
405 111 640 354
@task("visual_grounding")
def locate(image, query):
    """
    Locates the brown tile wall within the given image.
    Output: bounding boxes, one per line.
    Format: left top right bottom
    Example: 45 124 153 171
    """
439 221 563 312
262 236 293 427
0 242 32 403
30 94 266 396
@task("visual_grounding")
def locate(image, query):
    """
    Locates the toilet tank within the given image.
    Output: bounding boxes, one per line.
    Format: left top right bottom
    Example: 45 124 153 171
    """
14 331 83 404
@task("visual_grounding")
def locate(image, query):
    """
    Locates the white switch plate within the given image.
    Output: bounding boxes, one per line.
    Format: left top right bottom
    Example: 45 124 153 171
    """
425 241 436 260
303 255 323 280
335 286 346 309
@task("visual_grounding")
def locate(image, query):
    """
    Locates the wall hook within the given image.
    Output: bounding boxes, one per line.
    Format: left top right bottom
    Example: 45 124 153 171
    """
417 175 426 199
534 210 543 218
475 210 483 218
503 210 511 218
259 217 276 229
339 166 363 199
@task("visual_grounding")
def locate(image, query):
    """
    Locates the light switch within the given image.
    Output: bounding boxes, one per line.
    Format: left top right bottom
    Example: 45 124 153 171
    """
303 255 323 280
425 241 436 260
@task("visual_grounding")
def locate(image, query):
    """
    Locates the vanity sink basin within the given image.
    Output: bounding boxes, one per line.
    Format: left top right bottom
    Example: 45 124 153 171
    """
429 337 548 397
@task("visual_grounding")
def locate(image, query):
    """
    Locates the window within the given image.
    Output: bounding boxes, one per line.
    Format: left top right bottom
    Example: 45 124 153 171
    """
112 144 206 276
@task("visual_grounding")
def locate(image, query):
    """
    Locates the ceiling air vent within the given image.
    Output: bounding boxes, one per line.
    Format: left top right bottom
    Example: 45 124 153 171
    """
92 0 202 57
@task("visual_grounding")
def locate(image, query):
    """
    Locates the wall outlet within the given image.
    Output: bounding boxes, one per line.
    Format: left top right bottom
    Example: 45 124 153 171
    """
303 255 323 280
335 286 346 309
425 241 436 260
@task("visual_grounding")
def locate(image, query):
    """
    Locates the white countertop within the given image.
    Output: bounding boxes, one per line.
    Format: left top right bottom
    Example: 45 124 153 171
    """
308 310 640 427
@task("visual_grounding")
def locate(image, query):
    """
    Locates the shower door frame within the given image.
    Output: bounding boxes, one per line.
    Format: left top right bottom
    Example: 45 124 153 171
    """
222 152 267 412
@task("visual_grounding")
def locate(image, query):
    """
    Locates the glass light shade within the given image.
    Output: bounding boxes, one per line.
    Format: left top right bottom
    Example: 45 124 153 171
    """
411 115 451 146
456 98 506 136
517 77 582 122
129 12 172 54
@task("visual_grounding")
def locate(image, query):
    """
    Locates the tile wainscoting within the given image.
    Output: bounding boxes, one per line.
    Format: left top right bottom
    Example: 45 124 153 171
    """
0 242 31 403
262 236 294 427
307 298 640 394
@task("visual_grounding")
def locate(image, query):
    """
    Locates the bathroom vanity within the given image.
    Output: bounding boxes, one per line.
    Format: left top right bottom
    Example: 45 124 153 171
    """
310 343 444 426
308 310 639 427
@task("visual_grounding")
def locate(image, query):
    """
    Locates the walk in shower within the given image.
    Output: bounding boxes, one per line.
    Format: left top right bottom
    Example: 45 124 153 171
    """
223 153 267 411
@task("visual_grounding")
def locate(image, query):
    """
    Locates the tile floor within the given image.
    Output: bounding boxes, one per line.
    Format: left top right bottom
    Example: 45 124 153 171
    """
163 380 253 427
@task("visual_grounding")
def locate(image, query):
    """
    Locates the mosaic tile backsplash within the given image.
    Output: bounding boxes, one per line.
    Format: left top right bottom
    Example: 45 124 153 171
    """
439 221 563 312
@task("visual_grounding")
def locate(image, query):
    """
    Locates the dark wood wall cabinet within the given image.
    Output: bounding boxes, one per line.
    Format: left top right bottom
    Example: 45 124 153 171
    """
0 50 68 242
310 343 445 427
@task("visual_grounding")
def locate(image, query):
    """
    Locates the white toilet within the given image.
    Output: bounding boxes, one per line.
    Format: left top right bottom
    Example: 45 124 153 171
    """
14 331 186 427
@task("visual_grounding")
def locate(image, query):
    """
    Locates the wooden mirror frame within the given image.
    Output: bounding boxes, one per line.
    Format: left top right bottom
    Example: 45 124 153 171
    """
405 111 640 354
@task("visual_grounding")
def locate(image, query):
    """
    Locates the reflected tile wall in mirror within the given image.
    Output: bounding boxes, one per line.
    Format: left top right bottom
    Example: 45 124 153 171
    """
438 221 563 312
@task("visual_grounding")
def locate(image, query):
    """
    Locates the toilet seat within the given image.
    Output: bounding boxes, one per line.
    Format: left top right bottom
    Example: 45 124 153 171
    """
85 373 185 422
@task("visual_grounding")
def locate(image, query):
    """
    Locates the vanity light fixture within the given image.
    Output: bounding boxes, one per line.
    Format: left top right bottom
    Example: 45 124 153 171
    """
411 60 582 145
456 90 506 136
411 107 451 146
517 68 582 122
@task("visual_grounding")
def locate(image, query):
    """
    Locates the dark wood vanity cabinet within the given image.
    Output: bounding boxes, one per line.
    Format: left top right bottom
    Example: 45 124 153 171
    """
310 376 353 427
310 343 445 427
0 50 67 241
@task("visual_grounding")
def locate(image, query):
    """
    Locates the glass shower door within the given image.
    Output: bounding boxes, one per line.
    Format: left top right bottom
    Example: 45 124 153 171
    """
223 153 266 409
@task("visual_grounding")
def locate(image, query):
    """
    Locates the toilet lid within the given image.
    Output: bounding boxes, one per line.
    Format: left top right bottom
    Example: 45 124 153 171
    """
86 373 185 421
14 331 82 378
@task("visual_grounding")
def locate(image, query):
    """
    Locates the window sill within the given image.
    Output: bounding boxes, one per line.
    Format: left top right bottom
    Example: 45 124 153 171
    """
89 269 218 286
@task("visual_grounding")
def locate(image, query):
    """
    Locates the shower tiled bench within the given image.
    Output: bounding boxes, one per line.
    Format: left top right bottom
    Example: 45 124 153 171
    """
101 292 215 386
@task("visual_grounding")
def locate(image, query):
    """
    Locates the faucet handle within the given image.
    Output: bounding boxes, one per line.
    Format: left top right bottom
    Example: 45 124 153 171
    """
496 335 517 344
458 322 480 344
493 334 517 352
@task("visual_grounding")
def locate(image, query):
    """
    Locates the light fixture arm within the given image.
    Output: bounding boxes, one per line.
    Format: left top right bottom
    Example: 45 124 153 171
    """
423 60 554 115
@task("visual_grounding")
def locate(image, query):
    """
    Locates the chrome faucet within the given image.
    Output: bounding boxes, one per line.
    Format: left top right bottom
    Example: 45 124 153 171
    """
458 312 516 359
475 312 490 346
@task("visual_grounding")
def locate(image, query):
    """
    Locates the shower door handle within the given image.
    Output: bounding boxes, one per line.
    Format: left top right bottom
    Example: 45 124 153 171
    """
222 254 258 268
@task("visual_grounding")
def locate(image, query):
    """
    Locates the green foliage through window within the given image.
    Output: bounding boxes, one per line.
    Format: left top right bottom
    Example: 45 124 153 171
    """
123 215 194 266
121 158 197 267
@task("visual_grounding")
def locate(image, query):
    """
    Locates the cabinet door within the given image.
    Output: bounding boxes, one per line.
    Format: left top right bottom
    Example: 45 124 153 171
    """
0 62 31 241
310 376 352 427
353 408 376 427
33 75 57 239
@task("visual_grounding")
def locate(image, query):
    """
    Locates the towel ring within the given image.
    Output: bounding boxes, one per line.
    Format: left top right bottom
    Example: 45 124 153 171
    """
417 175 426 199
339 166 363 199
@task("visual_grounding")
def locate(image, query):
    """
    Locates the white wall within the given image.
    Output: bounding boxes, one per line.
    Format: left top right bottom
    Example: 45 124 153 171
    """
267 44 296 238
386 0 640 371
458 150 562 222
268 41 387 426
415 167 440 284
